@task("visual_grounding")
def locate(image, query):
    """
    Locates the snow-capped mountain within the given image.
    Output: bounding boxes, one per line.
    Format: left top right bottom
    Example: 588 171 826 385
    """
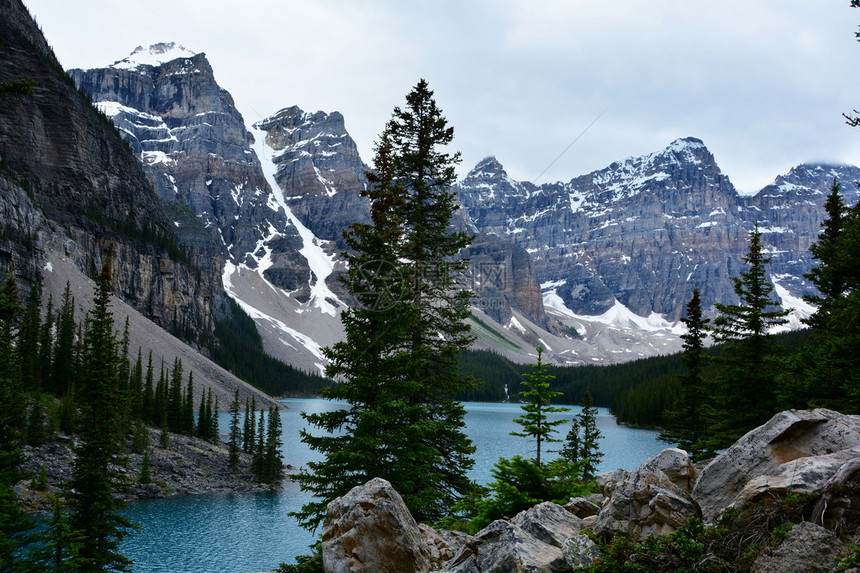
70 46 360 373
456 139 860 329
69 44 860 369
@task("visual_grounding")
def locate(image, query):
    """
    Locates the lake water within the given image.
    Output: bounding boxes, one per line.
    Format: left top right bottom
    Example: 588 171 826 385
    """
120 398 664 572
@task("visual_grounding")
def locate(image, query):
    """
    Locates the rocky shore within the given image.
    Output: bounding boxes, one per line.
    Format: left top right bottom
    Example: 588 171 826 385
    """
321 409 860 572
15 427 280 512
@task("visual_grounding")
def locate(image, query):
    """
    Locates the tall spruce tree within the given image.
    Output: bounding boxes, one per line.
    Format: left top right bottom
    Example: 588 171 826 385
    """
297 79 476 528
576 390 603 481
228 389 241 468
261 406 283 483
659 288 713 460
796 179 860 411
0 276 34 571
711 225 789 446
511 348 569 466
51 282 77 396
67 263 135 571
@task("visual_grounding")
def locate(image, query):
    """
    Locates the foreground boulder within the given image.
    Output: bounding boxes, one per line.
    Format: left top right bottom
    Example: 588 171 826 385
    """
442 502 597 572
692 409 860 524
751 521 842 573
443 519 571 572
594 447 698 538
322 478 447 573
323 478 602 572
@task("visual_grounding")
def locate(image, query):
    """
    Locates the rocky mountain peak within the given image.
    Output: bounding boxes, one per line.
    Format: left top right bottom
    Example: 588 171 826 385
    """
465 156 508 180
111 42 198 70
253 105 370 242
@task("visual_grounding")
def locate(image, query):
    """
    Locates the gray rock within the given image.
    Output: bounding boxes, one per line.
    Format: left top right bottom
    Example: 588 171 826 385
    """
562 534 602 569
692 409 860 524
564 496 601 518
594 448 698 539
751 522 842 573
322 478 438 573
579 515 598 530
510 501 581 548
441 519 569 573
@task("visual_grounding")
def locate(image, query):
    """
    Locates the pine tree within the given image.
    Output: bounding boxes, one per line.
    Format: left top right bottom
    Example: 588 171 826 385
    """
138 450 152 485
228 389 241 468
168 357 183 432
51 282 77 396
252 409 266 479
67 263 135 571
25 497 83 572
297 80 476 528
790 179 860 411
659 288 713 460
510 348 569 466
243 397 255 453
129 348 143 422
711 225 789 446
38 294 54 390
261 406 283 483
577 390 603 480
559 417 582 465
142 351 154 425
0 275 33 571
183 371 195 435
18 280 42 392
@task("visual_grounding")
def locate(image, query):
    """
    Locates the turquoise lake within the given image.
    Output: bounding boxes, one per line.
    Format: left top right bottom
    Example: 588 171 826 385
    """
120 398 665 572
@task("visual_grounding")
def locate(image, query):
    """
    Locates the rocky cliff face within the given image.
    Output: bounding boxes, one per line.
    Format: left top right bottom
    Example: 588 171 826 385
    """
456 139 860 323
0 0 212 335
69 45 302 282
254 106 371 244
70 46 357 371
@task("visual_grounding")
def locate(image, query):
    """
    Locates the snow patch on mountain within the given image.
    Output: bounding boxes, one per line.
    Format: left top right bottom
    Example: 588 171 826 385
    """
248 124 342 316
578 300 685 334
771 274 816 332
111 42 198 70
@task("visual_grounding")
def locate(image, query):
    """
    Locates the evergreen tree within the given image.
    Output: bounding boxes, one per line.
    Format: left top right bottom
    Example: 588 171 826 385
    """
138 451 152 485
197 389 213 440
658 288 713 460
576 390 603 480
510 348 569 466
212 396 220 439
243 397 256 453
25 402 45 447
142 352 154 425
18 280 42 393
0 275 33 571
789 179 860 411
38 294 54 390
261 406 283 483
252 409 266 479
710 225 789 446
51 282 77 396
228 389 241 468
297 80 476 528
183 371 195 435
129 348 143 423
67 263 135 571
25 497 83 573
559 417 582 465
168 357 183 432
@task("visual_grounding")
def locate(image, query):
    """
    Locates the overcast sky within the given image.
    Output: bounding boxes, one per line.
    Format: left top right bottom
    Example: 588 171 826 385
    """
22 0 860 194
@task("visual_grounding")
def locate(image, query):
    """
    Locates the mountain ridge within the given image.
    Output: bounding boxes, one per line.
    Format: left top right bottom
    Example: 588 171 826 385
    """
61 41 860 368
